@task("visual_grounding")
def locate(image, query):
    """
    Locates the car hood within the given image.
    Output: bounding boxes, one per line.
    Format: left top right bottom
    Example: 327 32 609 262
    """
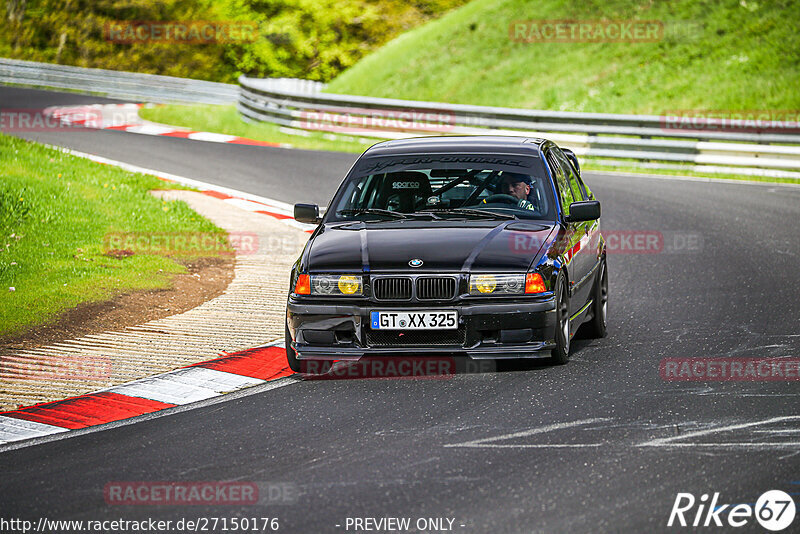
306 221 556 272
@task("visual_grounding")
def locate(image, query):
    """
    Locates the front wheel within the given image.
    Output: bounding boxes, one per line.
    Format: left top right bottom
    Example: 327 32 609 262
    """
285 323 302 372
550 275 570 365
285 323 331 374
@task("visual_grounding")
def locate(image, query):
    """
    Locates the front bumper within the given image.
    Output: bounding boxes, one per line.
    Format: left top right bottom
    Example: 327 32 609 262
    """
287 297 557 360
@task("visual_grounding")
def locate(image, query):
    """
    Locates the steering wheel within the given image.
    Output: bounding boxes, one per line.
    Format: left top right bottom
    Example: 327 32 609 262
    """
482 194 519 205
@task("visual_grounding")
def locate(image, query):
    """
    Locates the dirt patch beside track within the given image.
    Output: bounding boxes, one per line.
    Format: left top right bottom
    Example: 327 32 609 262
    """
0 256 234 353
0 190 307 411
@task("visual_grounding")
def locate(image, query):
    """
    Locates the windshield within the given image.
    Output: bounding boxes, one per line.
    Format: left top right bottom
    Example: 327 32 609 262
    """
327 156 555 222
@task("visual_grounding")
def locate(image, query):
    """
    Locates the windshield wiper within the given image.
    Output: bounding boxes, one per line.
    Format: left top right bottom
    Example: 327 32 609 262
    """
419 208 516 220
339 208 411 219
340 209 444 220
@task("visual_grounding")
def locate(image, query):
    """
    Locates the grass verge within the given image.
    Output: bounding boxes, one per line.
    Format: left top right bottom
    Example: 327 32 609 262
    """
0 134 230 338
326 0 800 113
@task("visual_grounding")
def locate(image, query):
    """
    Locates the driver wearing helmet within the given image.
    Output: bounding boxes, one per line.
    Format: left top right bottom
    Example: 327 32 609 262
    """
488 172 537 210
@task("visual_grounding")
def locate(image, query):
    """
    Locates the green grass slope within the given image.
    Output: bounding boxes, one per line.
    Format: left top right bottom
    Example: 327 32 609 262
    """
0 135 227 338
326 0 800 113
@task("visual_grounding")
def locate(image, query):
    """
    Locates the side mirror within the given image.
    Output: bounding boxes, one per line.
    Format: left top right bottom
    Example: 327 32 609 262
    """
294 203 321 224
566 200 600 222
563 149 581 176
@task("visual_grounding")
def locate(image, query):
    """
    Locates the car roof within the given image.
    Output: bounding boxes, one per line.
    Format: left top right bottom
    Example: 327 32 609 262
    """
363 135 548 157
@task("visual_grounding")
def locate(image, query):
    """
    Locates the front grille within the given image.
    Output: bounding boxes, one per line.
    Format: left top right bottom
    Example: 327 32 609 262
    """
373 277 412 300
366 328 466 347
417 277 457 300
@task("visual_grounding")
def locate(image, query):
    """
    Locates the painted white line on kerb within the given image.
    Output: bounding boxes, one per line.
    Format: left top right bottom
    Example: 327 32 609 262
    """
443 418 611 449
0 376 302 453
125 124 178 135
0 415 69 443
157 367 265 393
636 415 800 448
224 197 289 214
46 145 319 231
48 145 294 209
104 367 264 405
187 132 238 143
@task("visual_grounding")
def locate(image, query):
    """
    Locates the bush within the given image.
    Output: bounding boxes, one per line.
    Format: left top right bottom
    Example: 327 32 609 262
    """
0 0 468 83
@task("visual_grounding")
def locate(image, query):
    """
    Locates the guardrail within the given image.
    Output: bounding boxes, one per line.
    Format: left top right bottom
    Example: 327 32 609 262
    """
0 58 238 104
239 75 800 176
2 59 797 176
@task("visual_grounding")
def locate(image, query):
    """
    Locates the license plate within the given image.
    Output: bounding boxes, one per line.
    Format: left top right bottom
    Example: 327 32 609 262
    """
370 310 458 330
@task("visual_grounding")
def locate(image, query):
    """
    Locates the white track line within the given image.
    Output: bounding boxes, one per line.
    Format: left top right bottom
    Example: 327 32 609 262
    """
45 145 319 232
443 418 611 448
48 145 294 209
636 415 800 449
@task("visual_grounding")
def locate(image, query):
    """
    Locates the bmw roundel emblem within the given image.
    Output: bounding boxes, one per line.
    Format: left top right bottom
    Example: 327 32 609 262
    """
409 258 423 267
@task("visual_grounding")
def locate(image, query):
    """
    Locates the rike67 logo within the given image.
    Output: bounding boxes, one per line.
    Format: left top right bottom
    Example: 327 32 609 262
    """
668 490 796 531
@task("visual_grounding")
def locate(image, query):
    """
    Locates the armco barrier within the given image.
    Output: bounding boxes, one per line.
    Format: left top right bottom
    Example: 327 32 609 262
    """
1 58 798 175
0 58 238 104
239 75 800 175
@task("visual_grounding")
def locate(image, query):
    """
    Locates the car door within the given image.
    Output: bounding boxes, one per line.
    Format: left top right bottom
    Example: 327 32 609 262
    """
546 148 585 318
552 147 598 313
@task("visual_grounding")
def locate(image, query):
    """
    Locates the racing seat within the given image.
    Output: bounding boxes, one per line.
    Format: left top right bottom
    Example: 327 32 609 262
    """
525 179 543 212
378 171 432 212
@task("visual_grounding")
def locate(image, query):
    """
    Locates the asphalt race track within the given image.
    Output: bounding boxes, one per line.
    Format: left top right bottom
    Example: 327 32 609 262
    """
2 87 799 532
0 86 356 205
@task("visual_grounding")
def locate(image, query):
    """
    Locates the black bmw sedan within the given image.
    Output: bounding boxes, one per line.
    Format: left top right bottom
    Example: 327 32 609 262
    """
286 136 607 372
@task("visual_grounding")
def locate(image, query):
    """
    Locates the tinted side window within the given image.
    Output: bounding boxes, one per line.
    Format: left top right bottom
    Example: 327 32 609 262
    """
576 174 593 200
547 150 574 217
553 149 586 201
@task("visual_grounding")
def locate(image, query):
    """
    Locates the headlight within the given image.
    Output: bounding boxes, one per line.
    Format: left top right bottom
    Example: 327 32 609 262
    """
468 273 547 295
310 274 363 296
469 273 524 295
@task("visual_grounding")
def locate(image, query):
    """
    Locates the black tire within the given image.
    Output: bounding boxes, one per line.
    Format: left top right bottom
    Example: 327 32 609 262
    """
585 258 608 338
550 275 571 365
285 323 302 372
285 324 331 374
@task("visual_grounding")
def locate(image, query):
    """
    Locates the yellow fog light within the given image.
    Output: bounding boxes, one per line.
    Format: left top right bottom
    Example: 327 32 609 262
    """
338 275 361 295
473 274 497 294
